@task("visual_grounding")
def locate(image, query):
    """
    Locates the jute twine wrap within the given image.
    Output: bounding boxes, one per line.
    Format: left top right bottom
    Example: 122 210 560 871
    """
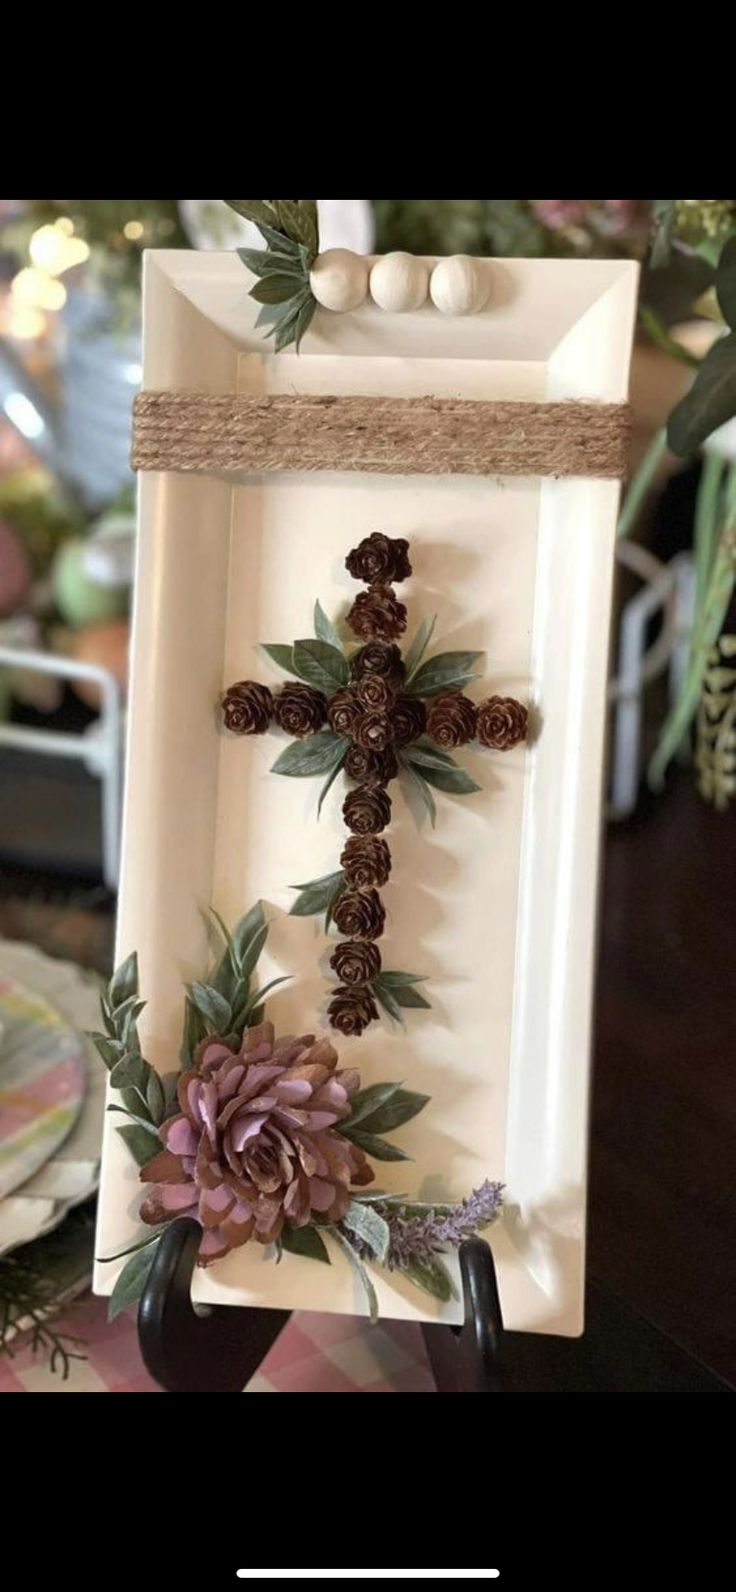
131 391 631 479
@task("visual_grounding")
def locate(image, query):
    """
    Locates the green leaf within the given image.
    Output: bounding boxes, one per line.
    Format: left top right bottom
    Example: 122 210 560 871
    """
372 980 404 1024
232 900 267 962
400 757 436 827
331 1228 379 1322
275 199 318 254
407 649 483 697
272 294 313 353
341 1200 390 1264
649 200 676 269
389 984 431 1010
236 247 304 282
291 293 317 353
407 737 460 769
107 1103 157 1132
344 1081 402 1128
668 332 736 457
179 997 202 1069
402 1254 456 1303
108 1051 147 1090
260 643 294 675
292 638 348 691
254 221 301 256
96 1230 163 1264
108 1242 159 1321
109 951 138 1011
290 870 345 917
186 981 233 1033
716 236 736 331
314 599 344 653
271 730 348 778
224 199 277 229
280 1224 331 1264
239 975 292 1022
325 874 348 933
317 750 346 816
408 758 481 796
355 1088 430 1136
404 614 437 682
86 1031 124 1070
116 1122 161 1168
372 970 428 988
339 1127 412 1162
145 1069 166 1126
250 273 306 306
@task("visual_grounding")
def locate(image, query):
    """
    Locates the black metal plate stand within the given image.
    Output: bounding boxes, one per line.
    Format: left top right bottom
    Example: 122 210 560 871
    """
138 1219 504 1393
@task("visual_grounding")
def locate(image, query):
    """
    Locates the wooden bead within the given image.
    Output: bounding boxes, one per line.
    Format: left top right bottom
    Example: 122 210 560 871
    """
309 249 368 312
369 252 429 312
430 255 490 316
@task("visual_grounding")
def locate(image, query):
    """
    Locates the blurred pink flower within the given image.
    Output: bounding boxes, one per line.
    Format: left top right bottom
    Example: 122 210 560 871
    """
533 199 589 229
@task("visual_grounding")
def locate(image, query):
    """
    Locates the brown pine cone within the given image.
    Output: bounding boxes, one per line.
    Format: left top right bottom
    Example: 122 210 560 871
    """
345 745 398 785
476 695 528 750
353 710 393 753
426 691 478 749
222 680 273 735
327 686 364 739
340 835 392 889
356 673 394 712
328 984 379 1037
347 585 407 643
349 641 406 689
272 682 327 738
343 784 392 835
329 939 381 986
345 532 412 585
333 888 386 940
391 693 427 747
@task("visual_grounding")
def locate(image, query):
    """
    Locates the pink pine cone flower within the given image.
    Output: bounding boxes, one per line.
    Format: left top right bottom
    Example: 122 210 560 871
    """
139 1020 374 1265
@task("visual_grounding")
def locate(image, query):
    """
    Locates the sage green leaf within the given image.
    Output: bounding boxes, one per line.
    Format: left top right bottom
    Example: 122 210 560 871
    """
272 730 348 777
108 1051 147 1090
668 332 736 457
407 649 483 697
649 200 676 269
120 1084 151 1119
250 273 306 306
390 984 431 1010
275 199 318 253
273 298 313 353
108 1242 159 1321
325 875 348 933
145 1069 166 1126
372 980 404 1024
355 1088 430 1136
717 236 736 331
404 614 437 682
107 1104 156 1132
254 221 301 256
260 643 295 675
331 1228 379 1322
400 757 436 827
314 599 344 653
372 970 428 988
344 1081 402 1128
96 1229 163 1264
341 1200 390 1264
407 738 459 769
187 981 233 1033
109 951 138 1011
224 199 277 229
254 302 285 330
237 247 304 281
409 759 481 796
116 1122 161 1168
86 1031 124 1070
290 870 345 917
240 975 292 1022
291 293 317 353
339 1127 412 1162
293 638 348 691
280 1224 331 1264
232 900 266 962
317 751 346 817
402 1254 457 1303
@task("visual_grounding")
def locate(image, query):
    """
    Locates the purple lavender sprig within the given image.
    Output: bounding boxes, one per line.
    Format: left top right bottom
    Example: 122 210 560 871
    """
345 1178 504 1272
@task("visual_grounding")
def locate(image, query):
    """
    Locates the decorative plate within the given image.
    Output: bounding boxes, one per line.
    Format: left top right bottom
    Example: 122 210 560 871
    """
0 977 87 1199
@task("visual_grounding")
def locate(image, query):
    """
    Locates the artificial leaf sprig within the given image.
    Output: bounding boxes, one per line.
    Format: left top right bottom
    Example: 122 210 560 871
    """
95 910 503 1322
224 199 319 353
221 531 530 1036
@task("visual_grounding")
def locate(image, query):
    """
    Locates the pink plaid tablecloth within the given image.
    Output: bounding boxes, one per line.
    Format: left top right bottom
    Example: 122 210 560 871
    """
0 1294 437 1392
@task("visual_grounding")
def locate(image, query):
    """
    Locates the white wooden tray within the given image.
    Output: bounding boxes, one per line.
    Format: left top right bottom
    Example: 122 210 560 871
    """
94 251 638 1333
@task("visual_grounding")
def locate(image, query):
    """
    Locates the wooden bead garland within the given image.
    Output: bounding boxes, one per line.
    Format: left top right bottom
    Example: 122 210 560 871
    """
308 250 493 316
369 252 429 312
310 248 368 312
429 255 490 316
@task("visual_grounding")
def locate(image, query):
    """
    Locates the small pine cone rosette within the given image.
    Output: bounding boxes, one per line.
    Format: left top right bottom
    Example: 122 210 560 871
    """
476 695 528 751
327 984 380 1037
333 888 386 941
344 744 398 785
349 641 406 689
343 784 392 835
340 835 392 889
330 939 381 985
427 691 477 749
345 532 412 585
222 680 273 735
347 585 408 643
273 681 327 737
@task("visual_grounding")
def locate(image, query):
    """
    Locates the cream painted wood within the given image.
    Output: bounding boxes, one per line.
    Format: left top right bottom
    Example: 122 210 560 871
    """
94 252 638 1333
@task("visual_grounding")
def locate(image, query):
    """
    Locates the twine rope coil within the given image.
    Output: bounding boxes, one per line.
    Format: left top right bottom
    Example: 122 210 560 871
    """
131 391 631 479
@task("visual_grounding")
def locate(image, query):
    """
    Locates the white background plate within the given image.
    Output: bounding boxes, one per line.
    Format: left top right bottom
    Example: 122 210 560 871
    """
94 252 638 1334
